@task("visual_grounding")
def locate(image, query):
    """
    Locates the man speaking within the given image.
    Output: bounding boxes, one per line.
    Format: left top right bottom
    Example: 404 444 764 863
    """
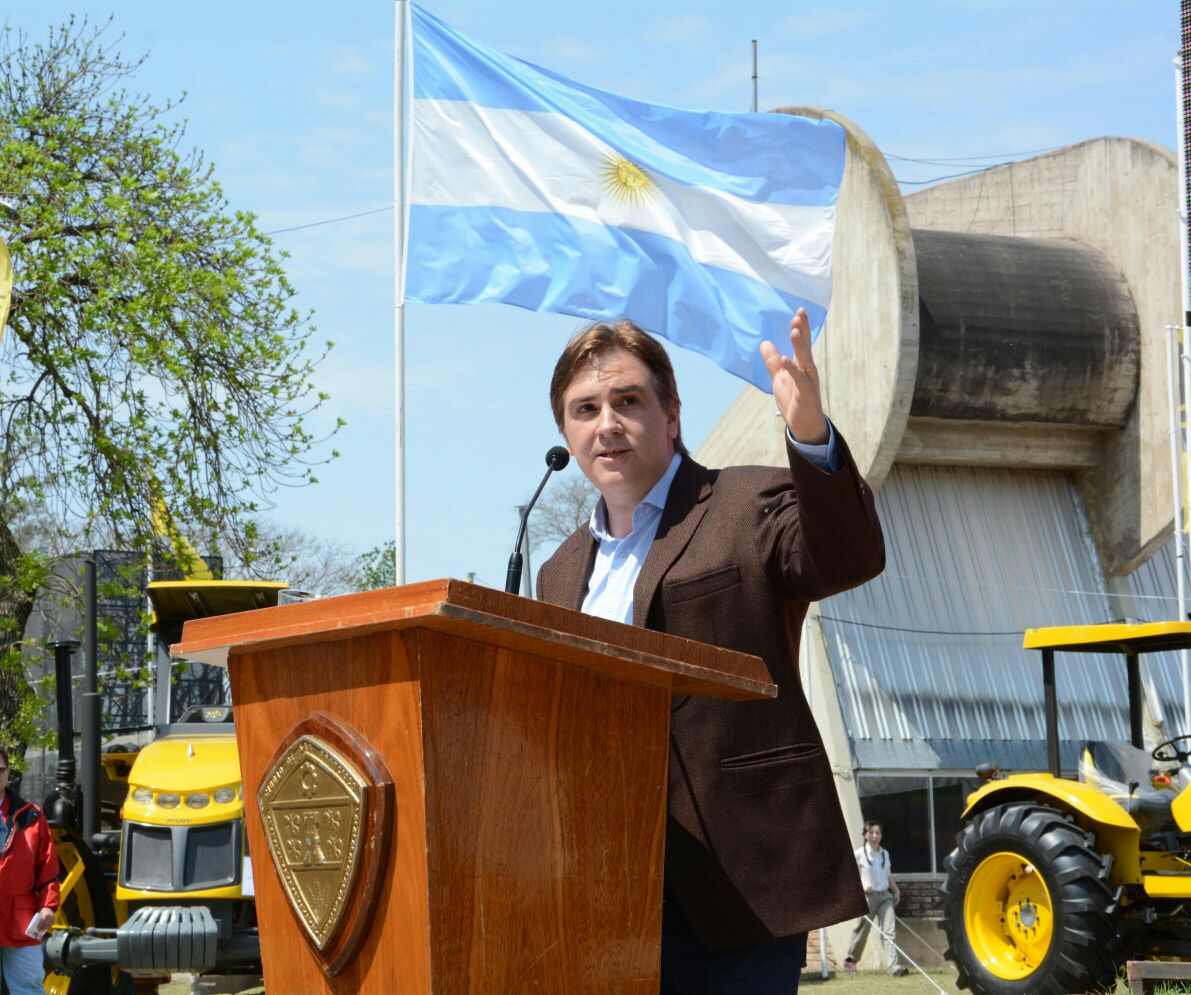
537 309 885 994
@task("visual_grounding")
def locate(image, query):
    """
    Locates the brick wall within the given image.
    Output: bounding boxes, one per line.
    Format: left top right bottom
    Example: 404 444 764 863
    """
898 874 945 919
804 926 834 972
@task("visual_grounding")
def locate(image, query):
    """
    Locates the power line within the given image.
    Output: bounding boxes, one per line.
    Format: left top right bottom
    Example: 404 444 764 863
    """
888 144 1065 188
894 166 1001 186
886 144 1063 165
818 614 1024 638
262 205 392 236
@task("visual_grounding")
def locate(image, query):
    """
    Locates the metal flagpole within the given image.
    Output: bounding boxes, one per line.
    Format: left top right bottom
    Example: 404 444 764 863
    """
1177 29 1191 728
1166 324 1188 727
751 40 758 113
394 0 409 585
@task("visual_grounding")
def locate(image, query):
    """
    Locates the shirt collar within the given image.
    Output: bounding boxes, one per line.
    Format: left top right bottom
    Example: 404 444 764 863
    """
589 452 683 541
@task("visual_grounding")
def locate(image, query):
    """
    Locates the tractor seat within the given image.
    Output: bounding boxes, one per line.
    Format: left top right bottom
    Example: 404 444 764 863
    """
1079 740 1178 836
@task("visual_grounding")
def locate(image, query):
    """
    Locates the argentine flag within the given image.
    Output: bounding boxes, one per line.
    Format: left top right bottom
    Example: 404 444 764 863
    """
405 5 845 391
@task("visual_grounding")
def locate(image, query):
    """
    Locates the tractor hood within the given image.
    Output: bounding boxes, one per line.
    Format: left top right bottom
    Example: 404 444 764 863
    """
129 733 241 793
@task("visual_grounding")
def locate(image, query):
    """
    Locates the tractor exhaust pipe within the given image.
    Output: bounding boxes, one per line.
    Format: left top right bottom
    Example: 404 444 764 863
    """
45 640 82 830
80 556 101 844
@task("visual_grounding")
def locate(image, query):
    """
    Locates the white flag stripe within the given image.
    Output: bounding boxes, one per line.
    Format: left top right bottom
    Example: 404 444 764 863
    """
412 98 835 306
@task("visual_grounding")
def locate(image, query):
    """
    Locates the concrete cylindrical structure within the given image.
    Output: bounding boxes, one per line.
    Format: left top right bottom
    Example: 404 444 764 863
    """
911 229 1140 427
697 123 1177 575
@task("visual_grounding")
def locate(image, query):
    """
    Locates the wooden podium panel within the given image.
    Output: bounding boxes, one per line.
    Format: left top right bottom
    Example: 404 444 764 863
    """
175 581 773 993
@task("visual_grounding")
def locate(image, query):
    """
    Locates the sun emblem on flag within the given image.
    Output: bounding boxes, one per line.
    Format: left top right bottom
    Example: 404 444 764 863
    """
599 153 656 207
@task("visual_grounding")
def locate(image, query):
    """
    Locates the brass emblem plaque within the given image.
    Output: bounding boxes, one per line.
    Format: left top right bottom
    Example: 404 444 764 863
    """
258 734 367 950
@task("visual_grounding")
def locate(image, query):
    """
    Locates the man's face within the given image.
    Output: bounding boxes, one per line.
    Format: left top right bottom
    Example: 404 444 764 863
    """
560 348 679 510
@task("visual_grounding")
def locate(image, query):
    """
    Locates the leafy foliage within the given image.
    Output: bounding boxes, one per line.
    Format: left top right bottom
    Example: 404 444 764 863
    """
352 540 396 592
222 521 360 596
0 17 339 751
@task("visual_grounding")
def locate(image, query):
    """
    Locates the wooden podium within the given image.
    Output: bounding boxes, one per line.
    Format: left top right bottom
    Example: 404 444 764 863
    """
173 579 774 993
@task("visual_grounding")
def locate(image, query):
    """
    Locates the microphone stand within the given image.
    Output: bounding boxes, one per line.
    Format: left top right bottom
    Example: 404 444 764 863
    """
505 447 569 594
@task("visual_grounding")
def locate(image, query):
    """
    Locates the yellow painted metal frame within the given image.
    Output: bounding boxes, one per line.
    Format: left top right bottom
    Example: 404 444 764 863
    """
1024 621 1191 654
47 833 127 993
148 579 289 635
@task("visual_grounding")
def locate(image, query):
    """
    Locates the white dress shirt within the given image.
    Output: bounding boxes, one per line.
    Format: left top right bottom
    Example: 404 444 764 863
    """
854 844 892 893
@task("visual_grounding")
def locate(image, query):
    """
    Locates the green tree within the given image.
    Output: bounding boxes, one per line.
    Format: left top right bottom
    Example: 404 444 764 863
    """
0 18 339 753
352 540 396 592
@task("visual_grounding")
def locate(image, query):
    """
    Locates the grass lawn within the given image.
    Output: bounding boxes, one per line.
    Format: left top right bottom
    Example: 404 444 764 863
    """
799 967 1191 995
148 967 1191 994
155 980 264 995
800 967 960 994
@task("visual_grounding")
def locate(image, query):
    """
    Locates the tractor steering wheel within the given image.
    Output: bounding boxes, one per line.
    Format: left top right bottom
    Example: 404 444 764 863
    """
1152 736 1191 763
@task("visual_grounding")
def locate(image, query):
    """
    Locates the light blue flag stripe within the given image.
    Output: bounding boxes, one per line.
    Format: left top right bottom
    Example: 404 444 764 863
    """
406 204 823 388
410 5 844 209
407 4 845 392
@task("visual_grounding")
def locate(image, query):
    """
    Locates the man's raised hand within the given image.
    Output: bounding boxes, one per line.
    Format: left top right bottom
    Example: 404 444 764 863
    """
759 308 828 445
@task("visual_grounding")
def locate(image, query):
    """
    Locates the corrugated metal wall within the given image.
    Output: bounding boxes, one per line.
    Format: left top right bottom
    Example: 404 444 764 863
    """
820 464 1134 772
1125 541 1190 730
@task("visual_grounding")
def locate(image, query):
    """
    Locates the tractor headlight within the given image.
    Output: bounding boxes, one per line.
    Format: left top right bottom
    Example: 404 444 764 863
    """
185 792 210 809
213 787 236 804
157 793 180 808
131 788 152 804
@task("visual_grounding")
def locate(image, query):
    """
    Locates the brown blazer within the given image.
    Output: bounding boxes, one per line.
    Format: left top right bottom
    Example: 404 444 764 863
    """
537 434 884 949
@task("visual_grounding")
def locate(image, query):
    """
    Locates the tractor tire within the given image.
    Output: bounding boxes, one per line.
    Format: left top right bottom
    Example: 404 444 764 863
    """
942 802 1122 995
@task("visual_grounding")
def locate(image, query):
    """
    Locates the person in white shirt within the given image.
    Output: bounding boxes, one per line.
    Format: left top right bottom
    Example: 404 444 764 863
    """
844 821 907 976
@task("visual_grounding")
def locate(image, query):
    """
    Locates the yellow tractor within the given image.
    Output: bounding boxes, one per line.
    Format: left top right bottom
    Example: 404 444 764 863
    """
943 621 1191 994
44 578 286 992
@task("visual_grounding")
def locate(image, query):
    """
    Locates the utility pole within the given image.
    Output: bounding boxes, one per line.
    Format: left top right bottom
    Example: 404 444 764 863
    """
751 39 758 112
516 505 534 599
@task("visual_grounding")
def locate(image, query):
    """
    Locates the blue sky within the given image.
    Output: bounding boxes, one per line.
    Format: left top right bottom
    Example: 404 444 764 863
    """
2 2 1179 587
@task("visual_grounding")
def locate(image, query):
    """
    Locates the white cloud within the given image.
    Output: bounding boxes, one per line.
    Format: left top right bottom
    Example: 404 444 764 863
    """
327 46 376 78
649 15 715 46
542 35 604 68
780 6 877 39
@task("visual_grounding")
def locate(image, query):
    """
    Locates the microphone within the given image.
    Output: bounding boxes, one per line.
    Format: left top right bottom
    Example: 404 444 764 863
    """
505 446 570 595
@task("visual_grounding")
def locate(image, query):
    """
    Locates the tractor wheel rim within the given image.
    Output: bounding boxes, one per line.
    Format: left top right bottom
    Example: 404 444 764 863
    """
963 850 1054 980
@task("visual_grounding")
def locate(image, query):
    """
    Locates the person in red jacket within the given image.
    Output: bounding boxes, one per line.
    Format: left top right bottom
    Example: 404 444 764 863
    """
0 745 60 995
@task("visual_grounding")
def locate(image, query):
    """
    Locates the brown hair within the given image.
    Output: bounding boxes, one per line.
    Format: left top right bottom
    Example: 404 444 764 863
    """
549 319 687 455
0 745 8 769
863 820 883 836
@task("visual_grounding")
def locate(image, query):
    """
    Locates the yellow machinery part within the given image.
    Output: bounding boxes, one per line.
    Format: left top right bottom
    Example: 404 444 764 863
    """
964 774 1138 830
1024 620 1191 652
53 837 97 931
120 732 243 828
0 236 11 343
964 775 1148 888
1172 782 1191 832
48 831 125 994
115 880 246 904
100 751 138 783
43 971 72 995
964 850 1054 981
1142 873 1191 898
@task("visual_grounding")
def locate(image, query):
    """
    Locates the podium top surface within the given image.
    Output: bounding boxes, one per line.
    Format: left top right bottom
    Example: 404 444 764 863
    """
172 579 776 701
